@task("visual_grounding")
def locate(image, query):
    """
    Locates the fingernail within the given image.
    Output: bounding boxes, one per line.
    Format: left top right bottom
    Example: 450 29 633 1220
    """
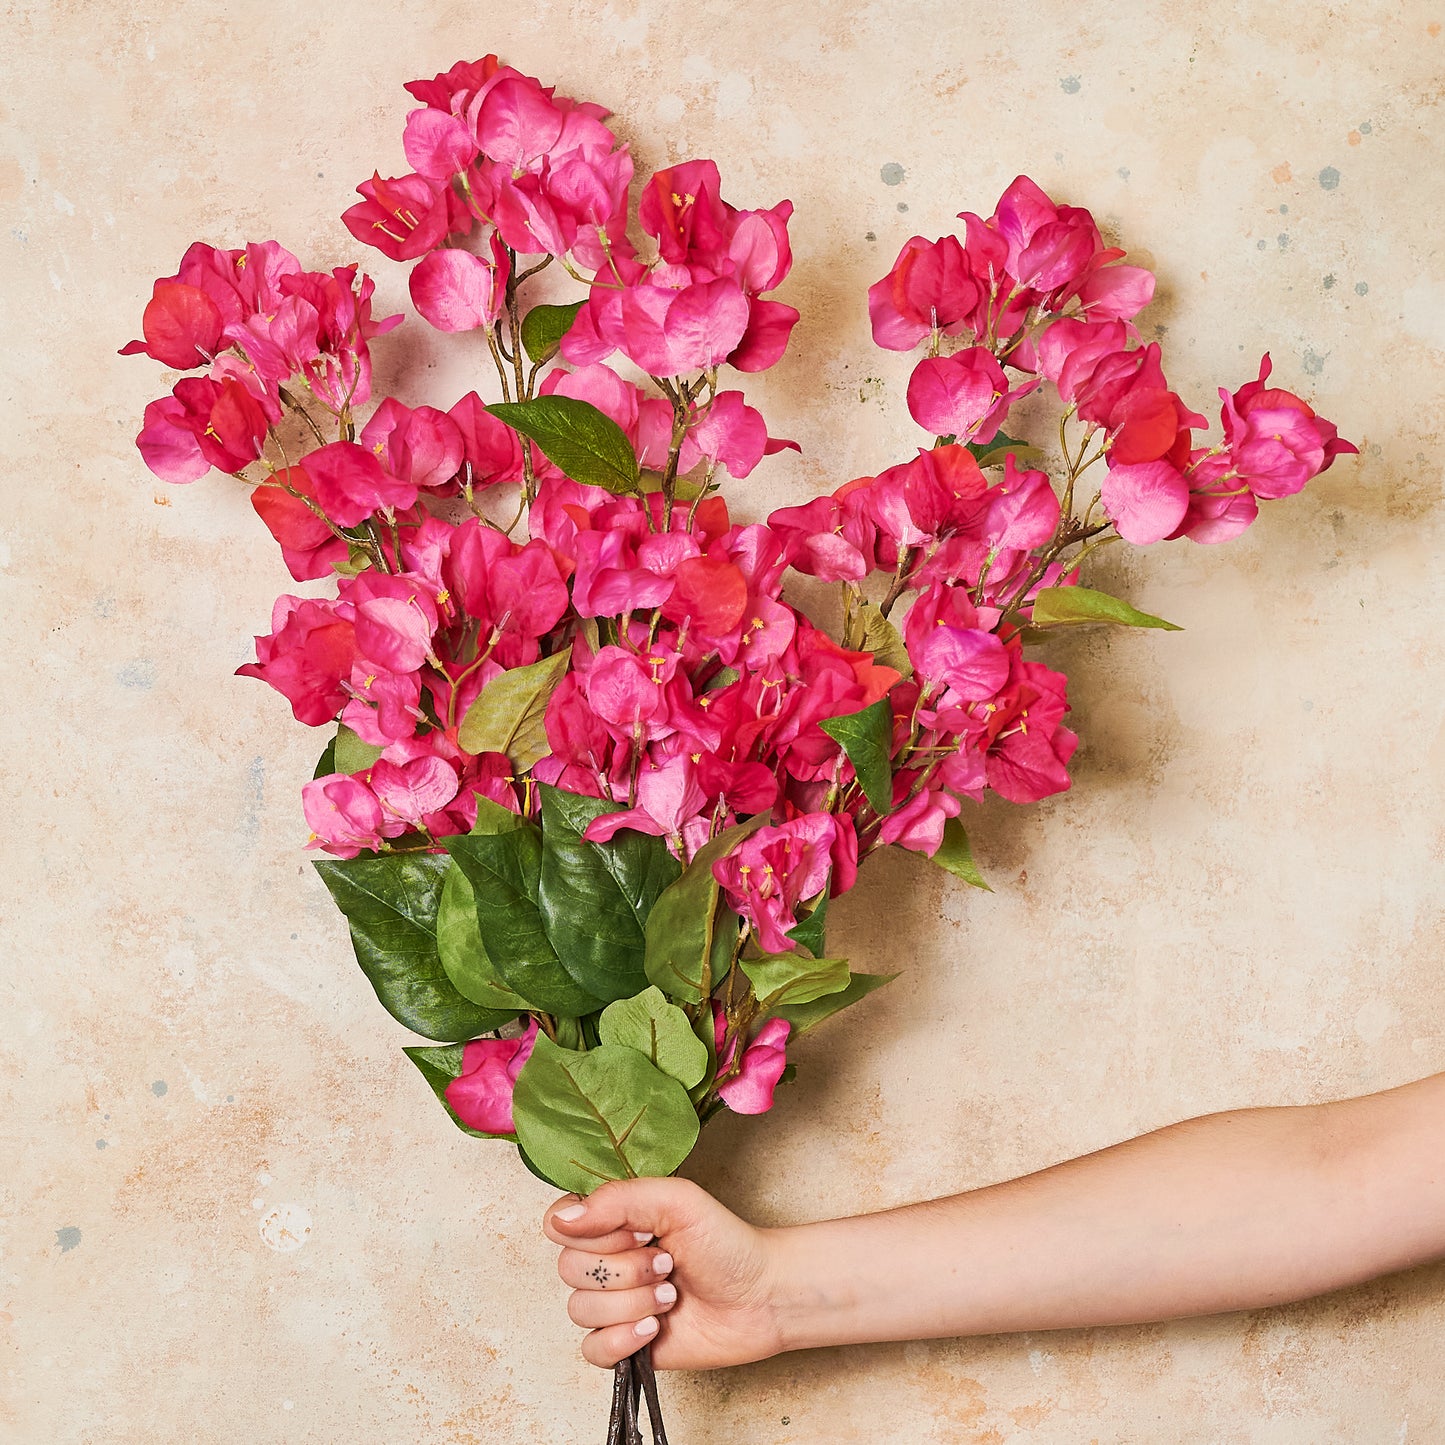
652 1252 673 1275
654 1282 677 1306
633 1231 653 1245
555 1204 586 1222
634 1316 659 1338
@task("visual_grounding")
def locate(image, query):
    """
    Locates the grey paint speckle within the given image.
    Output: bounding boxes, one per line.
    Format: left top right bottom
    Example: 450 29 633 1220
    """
864 230 876 241
1302 348 1327 375
151 1079 168 1097
1060 75 1081 93
1257 239 1267 250
56 1227 81 1252
1358 120 1372 134
1318 165 1341 190
896 202 908 212
879 162 905 186
116 660 155 690
1278 204 1288 214
1323 274 1336 289
95 1139 107 1150
1355 281 1369 295
1277 233 1290 249
1117 167 1130 181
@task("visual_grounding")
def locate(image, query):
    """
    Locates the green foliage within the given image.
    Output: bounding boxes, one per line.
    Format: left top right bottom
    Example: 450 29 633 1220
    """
489 396 641 495
598 987 709 1089
967 430 1046 470
786 891 829 958
819 698 895 813
520 301 585 364
842 600 913 680
333 723 384 775
774 970 897 1036
445 826 604 1018
457 650 571 766
512 1033 700 1194
929 817 992 891
435 863 533 1011
739 952 852 1010
1031 585 1181 631
313 854 511 1041
403 1044 514 1140
643 817 767 1005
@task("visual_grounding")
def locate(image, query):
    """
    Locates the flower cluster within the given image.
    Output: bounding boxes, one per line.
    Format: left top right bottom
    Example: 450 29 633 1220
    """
126 61 1354 1145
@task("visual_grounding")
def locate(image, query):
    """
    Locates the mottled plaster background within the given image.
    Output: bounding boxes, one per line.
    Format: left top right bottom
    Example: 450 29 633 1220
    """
3 1 1443 1440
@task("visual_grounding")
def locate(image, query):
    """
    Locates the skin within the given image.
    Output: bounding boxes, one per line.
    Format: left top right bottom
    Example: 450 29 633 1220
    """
543 1071 1445 1370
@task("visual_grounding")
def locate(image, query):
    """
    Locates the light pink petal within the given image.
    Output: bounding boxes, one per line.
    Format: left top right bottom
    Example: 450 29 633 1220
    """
1099 459 1190 545
409 248 504 332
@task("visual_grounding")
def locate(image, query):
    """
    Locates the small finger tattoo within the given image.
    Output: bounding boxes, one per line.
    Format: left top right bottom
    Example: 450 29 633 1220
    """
587 1261 613 1287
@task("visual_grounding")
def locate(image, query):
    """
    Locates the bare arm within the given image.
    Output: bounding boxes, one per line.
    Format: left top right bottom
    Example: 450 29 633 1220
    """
545 1072 1445 1368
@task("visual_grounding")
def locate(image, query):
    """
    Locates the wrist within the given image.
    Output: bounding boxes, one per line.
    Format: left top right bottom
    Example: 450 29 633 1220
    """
758 1220 851 1356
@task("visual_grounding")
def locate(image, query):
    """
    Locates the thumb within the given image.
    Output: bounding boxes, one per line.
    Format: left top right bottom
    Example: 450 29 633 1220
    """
549 1176 705 1244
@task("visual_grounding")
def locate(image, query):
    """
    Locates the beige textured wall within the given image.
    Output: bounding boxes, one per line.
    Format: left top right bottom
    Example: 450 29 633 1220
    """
4 1 1442 1440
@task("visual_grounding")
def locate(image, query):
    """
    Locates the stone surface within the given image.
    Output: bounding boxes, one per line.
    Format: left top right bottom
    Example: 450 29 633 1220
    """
2 1 1442 1440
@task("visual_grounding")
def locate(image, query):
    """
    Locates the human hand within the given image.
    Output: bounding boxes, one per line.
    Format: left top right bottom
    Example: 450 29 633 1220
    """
543 1176 784 1370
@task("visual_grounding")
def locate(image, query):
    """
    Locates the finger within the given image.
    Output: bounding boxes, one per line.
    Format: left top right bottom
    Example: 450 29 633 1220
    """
580 1315 660 1369
558 1244 673 1293
567 1279 677 1331
548 1177 704 1244
543 1194 654 1252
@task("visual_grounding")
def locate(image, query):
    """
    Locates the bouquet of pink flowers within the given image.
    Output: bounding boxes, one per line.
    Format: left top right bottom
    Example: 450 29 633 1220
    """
124 53 1353 1442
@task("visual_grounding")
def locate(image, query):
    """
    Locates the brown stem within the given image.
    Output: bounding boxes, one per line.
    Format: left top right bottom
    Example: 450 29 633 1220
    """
635 1346 670 1445
607 1357 629 1445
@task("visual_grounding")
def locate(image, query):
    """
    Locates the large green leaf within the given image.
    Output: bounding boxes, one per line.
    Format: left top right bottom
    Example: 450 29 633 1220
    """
968 429 1046 471
930 817 992 891
1030 585 1181 631
598 987 709 1089
436 863 533 1011
773 971 897 1036
644 817 768 1005
404 1043 515 1140
488 396 640 496
842 600 913 680
457 651 571 765
445 827 604 1018
819 697 895 814
512 1033 700 1194
536 785 681 1003
520 301 585 364
313 854 509 1041
739 952 852 1010
333 723 384 775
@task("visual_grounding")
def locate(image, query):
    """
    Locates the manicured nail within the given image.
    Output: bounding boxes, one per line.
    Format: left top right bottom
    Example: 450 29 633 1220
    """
654 1282 677 1306
652 1251 673 1275
556 1204 586 1222
634 1316 659 1338
633 1232 653 1244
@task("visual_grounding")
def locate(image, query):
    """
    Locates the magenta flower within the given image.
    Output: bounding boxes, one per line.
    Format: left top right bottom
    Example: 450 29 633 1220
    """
302 774 387 857
360 399 465 493
237 595 358 727
342 171 469 262
250 467 349 582
713 814 837 954
713 1007 791 1115
445 1019 539 1135
906 348 1036 444
120 280 224 368
868 235 978 351
1100 458 1191 544
409 237 509 333
303 440 419 527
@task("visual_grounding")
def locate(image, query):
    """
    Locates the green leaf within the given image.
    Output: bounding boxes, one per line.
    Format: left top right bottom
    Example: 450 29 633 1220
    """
436 863 534 1010
520 301 585 364
457 651 571 765
638 472 706 501
1030 585 1182 631
313 853 507 1041
967 430 1045 471
488 396 641 496
819 697 895 813
536 785 681 1004
313 738 337 780
512 1033 700 1194
598 987 709 1089
774 970 897 1036
643 817 768 1005
785 891 829 959
333 723 384 776
739 952 852 1010
842 601 913 680
930 817 992 891
703 665 740 693
445 827 604 1018
404 1043 516 1140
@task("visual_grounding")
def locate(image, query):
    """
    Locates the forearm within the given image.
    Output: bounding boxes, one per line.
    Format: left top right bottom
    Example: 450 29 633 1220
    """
767 1074 1445 1352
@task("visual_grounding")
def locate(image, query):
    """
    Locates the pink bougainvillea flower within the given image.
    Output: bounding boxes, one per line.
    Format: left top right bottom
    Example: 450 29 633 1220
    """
905 348 1036 443
1100 457 1191 544
402 105 478 180
713 1007 791 1115
1219 353 1357 499
302 774 387 857
342 171 469 261
403 55 503 111
984 455 1060 551
582 754 708 848
139 376 269 480
340 571 441 674
360 398 465 494
120 281 225 368
727 297 800 372
250 467 348 582
237 595 357 727
409 235 510 333
368 755 460 830
135 395 209 484
868 235 979 351
713 813 837 953
448 391 524 488
878 783 962 855
445 1019 539 1135
303 440 419 527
